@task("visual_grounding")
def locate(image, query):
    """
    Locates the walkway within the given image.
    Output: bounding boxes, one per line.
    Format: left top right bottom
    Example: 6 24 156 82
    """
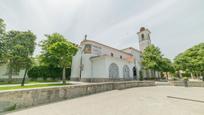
6 86 204 115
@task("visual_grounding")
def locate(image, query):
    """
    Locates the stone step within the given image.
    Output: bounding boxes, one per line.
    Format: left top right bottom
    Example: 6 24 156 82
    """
155 82 170 86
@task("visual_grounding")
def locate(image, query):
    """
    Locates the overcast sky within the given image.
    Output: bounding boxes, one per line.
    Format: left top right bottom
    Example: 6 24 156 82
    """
0 0 203 59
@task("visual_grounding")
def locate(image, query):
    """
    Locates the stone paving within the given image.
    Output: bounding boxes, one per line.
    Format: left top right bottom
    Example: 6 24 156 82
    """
6 86 204 115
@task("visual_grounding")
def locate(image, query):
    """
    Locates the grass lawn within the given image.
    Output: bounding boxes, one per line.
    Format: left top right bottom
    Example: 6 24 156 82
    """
0 83 68 91
0 80 61 85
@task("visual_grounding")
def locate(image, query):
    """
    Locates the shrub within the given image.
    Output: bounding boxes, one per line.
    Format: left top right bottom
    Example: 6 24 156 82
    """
183 77 189 81
139 70 143 81
144 77 156 80
27 66 71 81
181 72 191 77
172 77 177 81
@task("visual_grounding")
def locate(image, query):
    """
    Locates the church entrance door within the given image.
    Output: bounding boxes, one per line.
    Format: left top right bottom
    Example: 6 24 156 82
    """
133 67 137 80
123 65 130 79
109 63 119 79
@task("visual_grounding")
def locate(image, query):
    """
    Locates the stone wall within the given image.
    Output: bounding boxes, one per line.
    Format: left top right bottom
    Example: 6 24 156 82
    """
0 81 155 112
169 81 204 87
78 78 134 82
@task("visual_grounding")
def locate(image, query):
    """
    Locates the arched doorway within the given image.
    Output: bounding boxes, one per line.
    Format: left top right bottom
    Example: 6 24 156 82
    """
109 63 119 79
123 65 130 79
133 67 137 80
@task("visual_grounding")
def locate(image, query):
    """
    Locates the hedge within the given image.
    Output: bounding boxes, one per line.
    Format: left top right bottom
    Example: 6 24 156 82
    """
27 66 71 81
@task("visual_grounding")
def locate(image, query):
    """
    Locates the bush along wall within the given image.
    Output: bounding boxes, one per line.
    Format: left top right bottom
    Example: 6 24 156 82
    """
27 66 71 81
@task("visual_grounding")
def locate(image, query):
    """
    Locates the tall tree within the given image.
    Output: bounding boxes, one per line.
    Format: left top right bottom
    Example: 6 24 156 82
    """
174 43 204 79
0 18 6 62
0 18 5 34
3 30 36 82
40 33 67 67
160 58 175 79
142 44 163 77
3 30 20 82
48 41 77 84
13 31 36 86
40 33 77 84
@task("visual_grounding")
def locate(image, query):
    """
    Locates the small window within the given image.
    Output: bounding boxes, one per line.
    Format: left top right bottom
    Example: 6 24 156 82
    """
111 53 114 57
84 44 92 54
120 55 122 59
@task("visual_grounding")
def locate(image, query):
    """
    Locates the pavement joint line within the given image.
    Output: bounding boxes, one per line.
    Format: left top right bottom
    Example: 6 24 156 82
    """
167 96 204 103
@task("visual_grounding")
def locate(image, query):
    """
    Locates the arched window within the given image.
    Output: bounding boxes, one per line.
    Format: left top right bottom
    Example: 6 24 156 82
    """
141 34 145 41
109 63 119 79
123 65 130 79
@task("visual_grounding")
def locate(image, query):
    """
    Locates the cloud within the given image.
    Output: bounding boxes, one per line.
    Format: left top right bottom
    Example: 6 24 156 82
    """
0 0 203 59
96 0 179 40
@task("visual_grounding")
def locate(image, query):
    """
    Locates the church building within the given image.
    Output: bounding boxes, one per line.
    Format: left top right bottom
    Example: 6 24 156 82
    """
71 27 159 82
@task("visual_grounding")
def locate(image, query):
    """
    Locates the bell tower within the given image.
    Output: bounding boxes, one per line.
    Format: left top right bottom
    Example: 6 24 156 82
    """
137 27 151 52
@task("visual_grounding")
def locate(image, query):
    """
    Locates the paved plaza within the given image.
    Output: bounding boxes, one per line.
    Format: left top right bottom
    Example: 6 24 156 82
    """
7 86 204 115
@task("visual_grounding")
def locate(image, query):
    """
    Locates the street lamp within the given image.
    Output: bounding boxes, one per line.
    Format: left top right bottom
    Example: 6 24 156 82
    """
79 46 84 80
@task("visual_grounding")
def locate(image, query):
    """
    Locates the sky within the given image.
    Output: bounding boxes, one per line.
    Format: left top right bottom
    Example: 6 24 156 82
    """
0 0 203 59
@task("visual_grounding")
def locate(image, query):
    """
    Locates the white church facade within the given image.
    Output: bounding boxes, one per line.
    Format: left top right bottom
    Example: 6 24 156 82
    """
71 27 159 82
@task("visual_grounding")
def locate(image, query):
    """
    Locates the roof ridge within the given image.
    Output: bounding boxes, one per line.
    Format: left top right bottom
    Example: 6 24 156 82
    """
81 39 133 56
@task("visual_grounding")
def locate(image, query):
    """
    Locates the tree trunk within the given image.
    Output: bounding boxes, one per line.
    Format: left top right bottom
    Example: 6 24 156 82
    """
195 72 198 78
153 70 156 80
179 71 182 78
202 72 204 81
62 67 66 85
8 67 13 83
21 68 28 86
166 72 168 80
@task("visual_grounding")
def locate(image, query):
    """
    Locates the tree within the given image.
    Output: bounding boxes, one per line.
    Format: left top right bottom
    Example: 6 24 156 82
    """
160 58 175 79
48 41 77 84
40 33 77 84
174 43 204 80
40 33 67 67
3 30 20 82
3 30 36 82
13 31 36 86
0 18 5 34
21 58 33 86
142 44 163 78
0 18 6 62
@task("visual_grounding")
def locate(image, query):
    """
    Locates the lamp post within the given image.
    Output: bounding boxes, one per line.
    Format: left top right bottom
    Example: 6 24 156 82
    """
79 46 84 80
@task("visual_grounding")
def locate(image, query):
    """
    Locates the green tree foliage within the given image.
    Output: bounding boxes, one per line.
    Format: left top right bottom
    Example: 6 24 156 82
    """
174 43 204 78
27 66 71 81
3 30 36 82
14 31 36 86
0 18 6 62
0 18 5 34
40 33 77 84
48 41 77 84
161 58 175 72
142 44 175 78
40 33 67 67
160 58 175 78
142 44 163 77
